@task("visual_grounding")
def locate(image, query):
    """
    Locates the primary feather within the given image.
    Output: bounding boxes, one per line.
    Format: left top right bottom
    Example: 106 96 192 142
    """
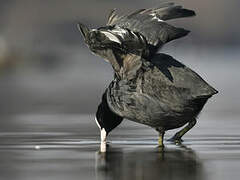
107 2 195 53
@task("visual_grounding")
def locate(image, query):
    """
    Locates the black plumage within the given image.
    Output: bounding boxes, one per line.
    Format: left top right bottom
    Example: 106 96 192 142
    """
77 3 218 148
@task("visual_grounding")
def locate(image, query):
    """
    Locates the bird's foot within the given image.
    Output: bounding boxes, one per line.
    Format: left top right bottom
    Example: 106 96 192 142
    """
157 144 165 150
167 137 183 145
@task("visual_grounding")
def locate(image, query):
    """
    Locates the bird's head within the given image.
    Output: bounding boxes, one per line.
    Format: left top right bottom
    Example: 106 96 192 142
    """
95 92 123 144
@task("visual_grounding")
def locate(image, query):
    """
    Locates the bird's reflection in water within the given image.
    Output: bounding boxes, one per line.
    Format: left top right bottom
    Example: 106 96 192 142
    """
95 145 204 180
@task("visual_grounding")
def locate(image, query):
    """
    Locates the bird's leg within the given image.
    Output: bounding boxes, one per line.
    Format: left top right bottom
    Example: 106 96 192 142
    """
156 127 165 147
158 132 165 147
169 119 197 143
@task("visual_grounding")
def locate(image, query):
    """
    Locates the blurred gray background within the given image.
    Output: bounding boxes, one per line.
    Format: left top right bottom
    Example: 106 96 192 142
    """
0 2 239 180
0 0 239 117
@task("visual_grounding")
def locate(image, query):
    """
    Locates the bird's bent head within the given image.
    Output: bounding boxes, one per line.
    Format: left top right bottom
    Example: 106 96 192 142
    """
95 92 123 144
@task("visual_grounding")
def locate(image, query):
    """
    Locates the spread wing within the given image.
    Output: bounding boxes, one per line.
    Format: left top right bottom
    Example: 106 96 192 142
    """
107 2 195 55
77 3 195 80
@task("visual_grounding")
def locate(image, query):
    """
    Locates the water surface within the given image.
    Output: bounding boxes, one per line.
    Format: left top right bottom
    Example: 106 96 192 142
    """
0 114 240 180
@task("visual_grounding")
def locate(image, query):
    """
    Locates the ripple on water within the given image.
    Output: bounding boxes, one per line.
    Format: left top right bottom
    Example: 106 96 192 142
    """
0 132 240 154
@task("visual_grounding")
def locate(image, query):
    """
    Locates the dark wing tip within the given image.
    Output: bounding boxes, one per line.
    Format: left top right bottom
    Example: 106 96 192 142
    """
212 88 219 95
76 22 84 32
167 27 191 43
180 8 196 17
76 23 90 39
176 28 191 38
153 4 196 21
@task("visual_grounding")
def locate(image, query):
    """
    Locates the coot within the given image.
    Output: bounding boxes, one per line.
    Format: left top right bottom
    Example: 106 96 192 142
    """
77 3 218 150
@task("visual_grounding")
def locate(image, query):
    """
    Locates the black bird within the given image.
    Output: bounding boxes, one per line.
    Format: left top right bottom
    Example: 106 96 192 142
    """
77 3 218 150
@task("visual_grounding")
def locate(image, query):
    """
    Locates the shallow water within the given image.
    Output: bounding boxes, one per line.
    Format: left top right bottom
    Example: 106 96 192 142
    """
0 114 240 180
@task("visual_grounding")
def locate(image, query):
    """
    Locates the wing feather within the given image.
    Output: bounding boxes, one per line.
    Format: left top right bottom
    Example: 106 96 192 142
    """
106 3 195 55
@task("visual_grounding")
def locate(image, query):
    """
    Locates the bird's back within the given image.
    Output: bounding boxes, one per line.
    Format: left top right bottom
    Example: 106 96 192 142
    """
146 53 218 99
107 54 217 129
